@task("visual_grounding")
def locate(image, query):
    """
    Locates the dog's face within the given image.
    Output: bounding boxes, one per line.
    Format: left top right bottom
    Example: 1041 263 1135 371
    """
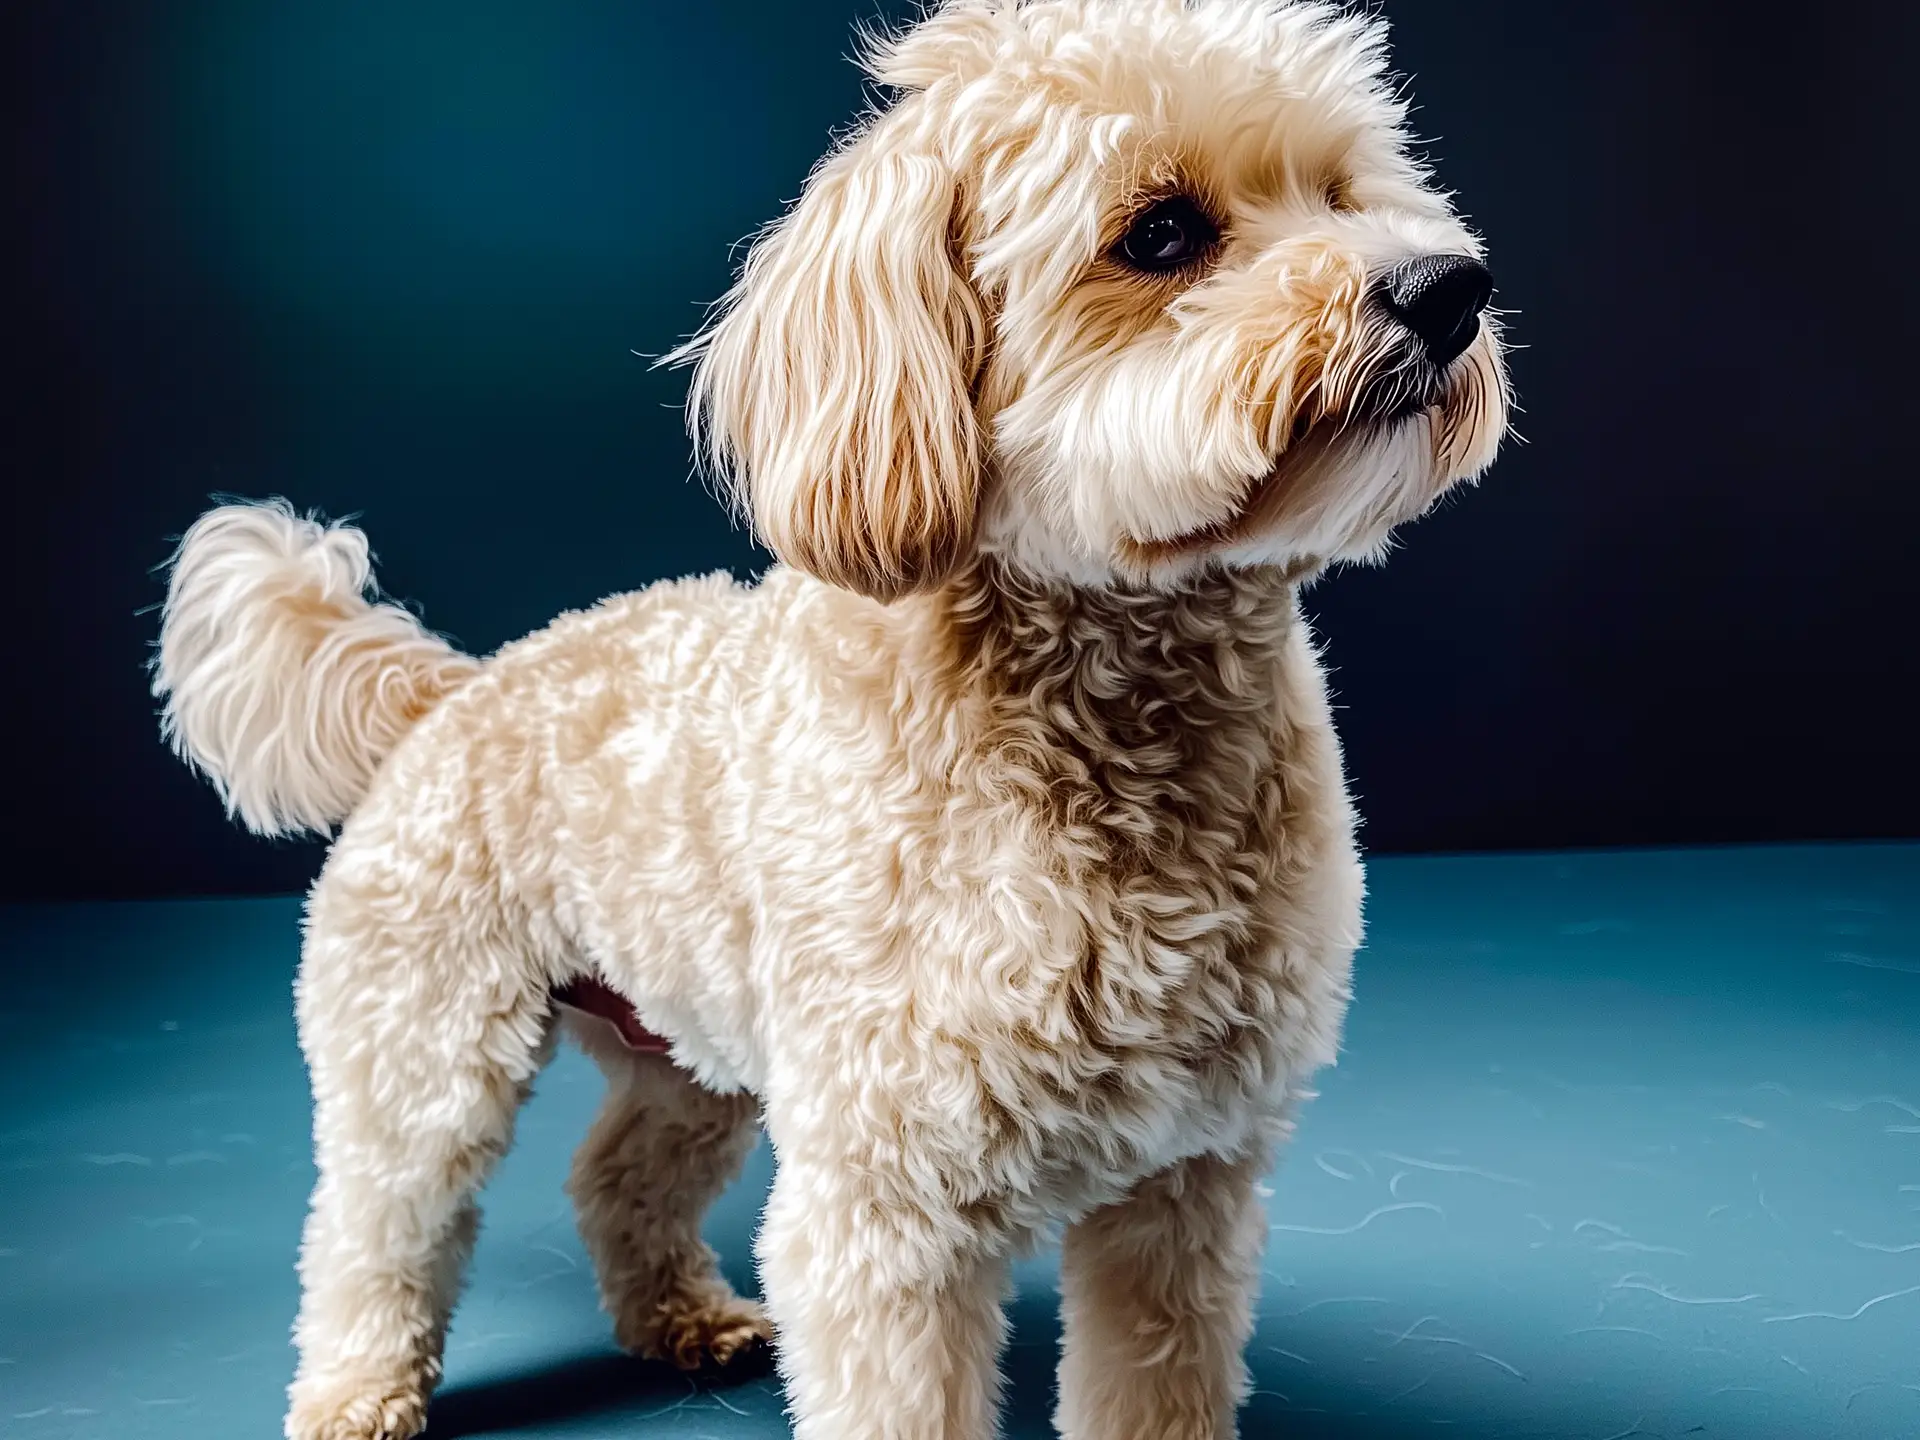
683 0 1511 598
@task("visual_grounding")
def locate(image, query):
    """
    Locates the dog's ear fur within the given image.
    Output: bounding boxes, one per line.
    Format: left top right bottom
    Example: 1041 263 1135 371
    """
680 114 986 601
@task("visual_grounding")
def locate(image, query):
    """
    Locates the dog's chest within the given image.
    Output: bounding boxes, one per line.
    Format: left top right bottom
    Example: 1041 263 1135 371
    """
947 687 1336 1214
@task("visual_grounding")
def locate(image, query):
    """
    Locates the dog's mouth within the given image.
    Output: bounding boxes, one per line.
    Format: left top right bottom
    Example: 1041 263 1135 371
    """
1117 408 1428 567
1116 349 1460 568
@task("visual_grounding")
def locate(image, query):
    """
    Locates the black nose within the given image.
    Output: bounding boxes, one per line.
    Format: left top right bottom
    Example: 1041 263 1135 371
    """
1382 254 1493 367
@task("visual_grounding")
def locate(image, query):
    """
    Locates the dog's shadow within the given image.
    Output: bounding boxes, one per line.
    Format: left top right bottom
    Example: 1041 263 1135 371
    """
427 1295 1537 1439
423 1344 779 1438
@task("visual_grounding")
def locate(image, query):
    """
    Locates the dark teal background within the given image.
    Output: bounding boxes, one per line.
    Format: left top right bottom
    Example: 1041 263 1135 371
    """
8 1 1918 901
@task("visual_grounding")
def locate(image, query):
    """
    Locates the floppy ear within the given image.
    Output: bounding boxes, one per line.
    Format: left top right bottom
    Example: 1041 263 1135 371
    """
679 118 986 601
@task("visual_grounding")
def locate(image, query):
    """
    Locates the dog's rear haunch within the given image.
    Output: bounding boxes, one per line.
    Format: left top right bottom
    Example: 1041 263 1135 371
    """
155 5 1509 1438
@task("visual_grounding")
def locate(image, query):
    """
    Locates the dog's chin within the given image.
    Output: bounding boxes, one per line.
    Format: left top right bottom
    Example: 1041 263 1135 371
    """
1116 407 1439 578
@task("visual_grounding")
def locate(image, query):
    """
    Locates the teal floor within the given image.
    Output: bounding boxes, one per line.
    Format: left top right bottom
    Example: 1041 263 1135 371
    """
4 844 1919 1438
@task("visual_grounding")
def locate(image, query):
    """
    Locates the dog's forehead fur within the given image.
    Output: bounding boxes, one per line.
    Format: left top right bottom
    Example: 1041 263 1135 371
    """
872 0 1430 210
861 0 1451 336
877 0 1393 118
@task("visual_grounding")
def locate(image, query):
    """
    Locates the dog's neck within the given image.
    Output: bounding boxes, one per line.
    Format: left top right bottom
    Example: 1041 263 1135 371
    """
932 554 1299 806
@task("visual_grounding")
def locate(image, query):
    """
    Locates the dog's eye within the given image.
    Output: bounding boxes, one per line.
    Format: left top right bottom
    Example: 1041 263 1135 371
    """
1116 196 1219 274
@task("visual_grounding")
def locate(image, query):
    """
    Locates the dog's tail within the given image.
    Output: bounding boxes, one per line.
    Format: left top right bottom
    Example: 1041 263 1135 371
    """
151 500 480 837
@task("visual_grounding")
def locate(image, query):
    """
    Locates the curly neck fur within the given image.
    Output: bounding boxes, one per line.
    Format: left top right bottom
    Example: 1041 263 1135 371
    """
904 555 1332 1145
938 556 1301 835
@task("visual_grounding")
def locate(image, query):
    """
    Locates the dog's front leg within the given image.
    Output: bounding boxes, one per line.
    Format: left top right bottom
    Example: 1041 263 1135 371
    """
758 1154 1010 1440
1055 1148 1270 1440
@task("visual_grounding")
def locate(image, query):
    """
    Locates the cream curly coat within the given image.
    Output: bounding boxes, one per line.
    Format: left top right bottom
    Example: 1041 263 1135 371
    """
153 3 1510 1437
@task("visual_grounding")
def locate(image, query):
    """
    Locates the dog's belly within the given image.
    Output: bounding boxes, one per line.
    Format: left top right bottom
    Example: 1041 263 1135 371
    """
552 975 672 1054
555 937 763 1094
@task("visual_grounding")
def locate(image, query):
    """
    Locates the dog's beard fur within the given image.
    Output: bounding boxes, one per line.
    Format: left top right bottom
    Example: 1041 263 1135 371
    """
676 0 1512 600
986 241 1509 585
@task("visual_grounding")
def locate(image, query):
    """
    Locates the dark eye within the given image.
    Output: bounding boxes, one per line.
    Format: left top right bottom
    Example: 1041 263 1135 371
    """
1116 195 1219 274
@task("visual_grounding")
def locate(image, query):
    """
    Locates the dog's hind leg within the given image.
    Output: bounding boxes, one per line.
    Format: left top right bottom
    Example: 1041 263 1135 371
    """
283 865 557 1440
565 1020 769 1370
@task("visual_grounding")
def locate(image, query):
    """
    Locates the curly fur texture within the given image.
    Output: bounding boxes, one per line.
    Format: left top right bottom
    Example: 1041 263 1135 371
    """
153 4 1510 1438
152 500 479 836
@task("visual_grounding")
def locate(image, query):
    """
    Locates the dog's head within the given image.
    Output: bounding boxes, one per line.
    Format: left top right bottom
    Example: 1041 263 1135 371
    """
681 0 1511 598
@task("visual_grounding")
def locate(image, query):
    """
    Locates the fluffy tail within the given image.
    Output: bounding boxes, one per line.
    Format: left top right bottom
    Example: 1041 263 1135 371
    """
152 500 480 837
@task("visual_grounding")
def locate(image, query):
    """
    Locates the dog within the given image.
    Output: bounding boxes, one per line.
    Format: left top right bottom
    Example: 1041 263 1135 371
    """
153 2 1509 1436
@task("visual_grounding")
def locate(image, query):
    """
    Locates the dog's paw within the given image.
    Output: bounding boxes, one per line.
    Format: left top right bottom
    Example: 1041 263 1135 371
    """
619 1289 775 1371
285 1370 428 1440
665 1294 774 1370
